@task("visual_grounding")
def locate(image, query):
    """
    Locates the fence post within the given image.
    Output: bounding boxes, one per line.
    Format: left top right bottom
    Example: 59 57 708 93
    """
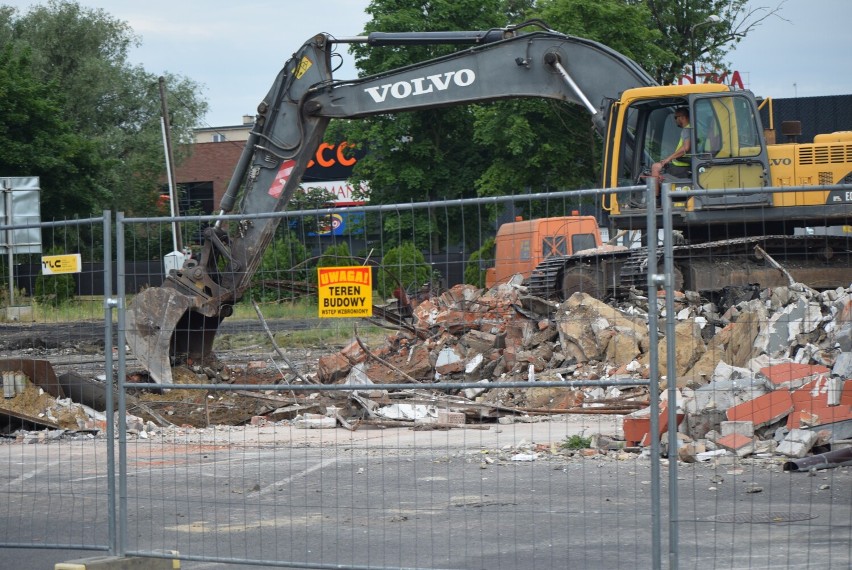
645 176 663 570
661 182 679 569
115 211 128 557
102 210 119 556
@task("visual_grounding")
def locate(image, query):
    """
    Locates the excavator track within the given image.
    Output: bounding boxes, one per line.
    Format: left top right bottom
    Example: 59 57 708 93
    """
526 234 852 301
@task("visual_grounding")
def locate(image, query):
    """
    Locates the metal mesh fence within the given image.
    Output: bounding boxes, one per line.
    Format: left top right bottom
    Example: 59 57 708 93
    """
114 190 666 568
0 214 113 553
2 181 852 568
658 183 852 569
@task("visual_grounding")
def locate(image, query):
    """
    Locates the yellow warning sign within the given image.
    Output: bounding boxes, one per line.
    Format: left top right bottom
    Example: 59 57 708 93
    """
294 56 313 79
41 253 82 275
317 266 372 318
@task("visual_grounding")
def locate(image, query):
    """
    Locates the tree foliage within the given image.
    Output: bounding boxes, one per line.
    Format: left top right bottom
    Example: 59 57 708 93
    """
642 0 786 84
0 0 207 221
330 0 509 251
333 0 664 243
0 43 104 219
249 232 310 302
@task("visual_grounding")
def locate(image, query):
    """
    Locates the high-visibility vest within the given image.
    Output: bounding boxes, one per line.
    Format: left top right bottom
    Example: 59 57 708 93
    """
671 124 691 167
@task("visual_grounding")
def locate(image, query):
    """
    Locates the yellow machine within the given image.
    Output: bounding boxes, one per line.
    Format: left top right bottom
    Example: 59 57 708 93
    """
602 85 852 239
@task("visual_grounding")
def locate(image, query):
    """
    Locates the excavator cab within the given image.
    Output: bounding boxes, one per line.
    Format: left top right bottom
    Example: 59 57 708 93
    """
605 85 771 223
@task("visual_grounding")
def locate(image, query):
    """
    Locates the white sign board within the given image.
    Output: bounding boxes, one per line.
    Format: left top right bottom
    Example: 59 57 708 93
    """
0 177 42 254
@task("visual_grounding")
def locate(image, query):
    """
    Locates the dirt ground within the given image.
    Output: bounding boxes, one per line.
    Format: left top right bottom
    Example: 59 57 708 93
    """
0 319 344 429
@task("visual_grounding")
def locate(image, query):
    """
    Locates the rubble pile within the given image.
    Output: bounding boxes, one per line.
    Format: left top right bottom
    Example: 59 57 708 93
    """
316 279 852 464
4 275 852 471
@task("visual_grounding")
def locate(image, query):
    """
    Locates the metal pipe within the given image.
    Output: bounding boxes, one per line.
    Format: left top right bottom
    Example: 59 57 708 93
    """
4 179 14 307
547 56 597 116
158 77 182 252
101 210 117 556
159 118 179 252
783 447 852 471
546 54 605 133
358 30 511 46
216 130 261 227
116 212 128 556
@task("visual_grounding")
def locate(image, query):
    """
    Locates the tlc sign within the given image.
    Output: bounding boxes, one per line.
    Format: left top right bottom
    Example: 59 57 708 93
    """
679 70 745 90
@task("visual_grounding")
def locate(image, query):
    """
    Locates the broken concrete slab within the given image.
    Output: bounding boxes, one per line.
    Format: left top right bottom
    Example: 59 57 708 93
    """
753 297 823 357
777 428 819 458
721 420 755 438
726 389 794 428
717 433 755 457
685 377 768 415
760 362 830 391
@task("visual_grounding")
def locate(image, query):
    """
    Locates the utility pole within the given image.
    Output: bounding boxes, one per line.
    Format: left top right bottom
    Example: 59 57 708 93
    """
158 76 183 253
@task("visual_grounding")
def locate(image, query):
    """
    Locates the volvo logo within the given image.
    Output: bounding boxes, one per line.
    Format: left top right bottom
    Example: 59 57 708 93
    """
363 69 476 103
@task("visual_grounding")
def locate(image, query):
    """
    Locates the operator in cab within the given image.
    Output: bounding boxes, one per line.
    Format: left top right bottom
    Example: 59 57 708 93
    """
650 107 692 199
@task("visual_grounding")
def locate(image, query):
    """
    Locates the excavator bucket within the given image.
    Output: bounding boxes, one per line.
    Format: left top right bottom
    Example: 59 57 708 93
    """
125 287 213 384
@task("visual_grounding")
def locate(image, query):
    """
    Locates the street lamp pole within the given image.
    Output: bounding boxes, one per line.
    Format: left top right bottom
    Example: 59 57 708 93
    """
691 14 721 84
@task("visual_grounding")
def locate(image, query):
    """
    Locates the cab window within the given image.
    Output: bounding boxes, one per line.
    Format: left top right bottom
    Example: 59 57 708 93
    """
643 107 684 165
694 96 762 159
571 233 597 253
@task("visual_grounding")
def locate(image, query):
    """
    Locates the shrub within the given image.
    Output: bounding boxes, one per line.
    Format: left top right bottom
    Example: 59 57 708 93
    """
377 242 434 299
560 434 592 450
317 242 357 269
465 237 496 288
249 232 309 302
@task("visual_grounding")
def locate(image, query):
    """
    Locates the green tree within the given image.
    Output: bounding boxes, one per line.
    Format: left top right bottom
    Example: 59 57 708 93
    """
641 0 785 84
337 0 773 244
0 43 104 219
335 0 665 244
464 237 495 288
472 0 668 203
0 1 207 220
332 0 508 252
34 247 77 306
318 242 357 269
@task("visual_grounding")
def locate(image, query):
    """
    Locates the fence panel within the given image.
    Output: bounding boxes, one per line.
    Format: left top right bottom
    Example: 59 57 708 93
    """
0 214 114 554
116 189 664 568
659 183 852 569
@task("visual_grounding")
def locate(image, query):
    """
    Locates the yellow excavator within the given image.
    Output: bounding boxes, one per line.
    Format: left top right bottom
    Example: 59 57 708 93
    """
126 22 852 383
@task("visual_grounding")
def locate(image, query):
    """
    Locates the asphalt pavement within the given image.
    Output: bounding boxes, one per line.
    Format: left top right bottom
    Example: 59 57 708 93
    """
1 421 850 569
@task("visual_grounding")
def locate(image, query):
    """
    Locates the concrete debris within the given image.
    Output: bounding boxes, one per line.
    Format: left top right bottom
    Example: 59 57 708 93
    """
7 276 852 473
317 279 852 464
777 428 819 458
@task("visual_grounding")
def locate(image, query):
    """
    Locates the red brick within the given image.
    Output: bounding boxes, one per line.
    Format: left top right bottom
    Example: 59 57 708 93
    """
623 401 683 446
787 378 852 430
340 340 367 363
760 363 830 390
437 411 465 425
317 353 351 383
726 389 793 427
842 379 852 407
717 433 751 449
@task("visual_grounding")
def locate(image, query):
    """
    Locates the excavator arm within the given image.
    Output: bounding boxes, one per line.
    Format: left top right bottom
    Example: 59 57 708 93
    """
127 22 656 383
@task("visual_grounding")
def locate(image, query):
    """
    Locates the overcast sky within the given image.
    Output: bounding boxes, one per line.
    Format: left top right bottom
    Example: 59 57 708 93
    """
4 0 851 127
